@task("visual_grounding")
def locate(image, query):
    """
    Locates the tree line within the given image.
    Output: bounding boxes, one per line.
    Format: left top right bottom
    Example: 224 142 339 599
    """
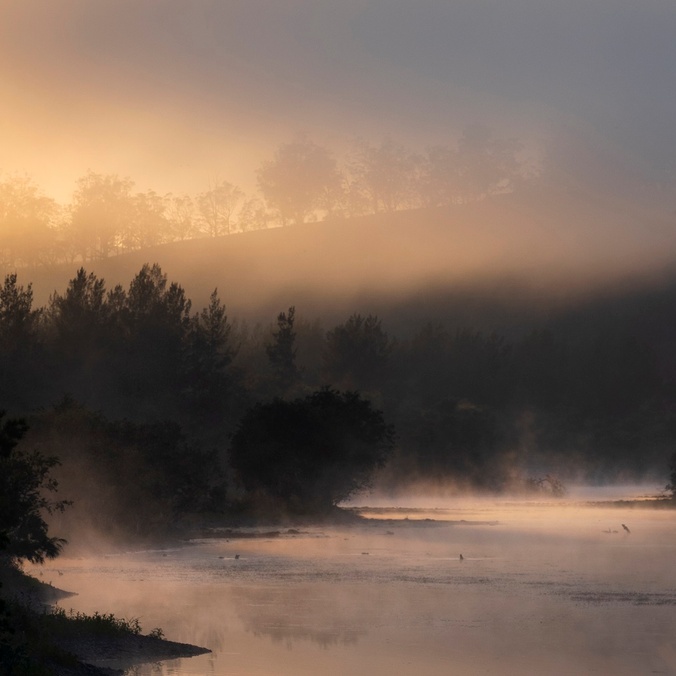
0 264 674 537
0 126 526 268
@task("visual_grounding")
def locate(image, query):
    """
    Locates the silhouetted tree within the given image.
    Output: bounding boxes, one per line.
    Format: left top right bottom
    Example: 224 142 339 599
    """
0 175 57 268
125 264 191 326
108 419 225 520
324 314 393 392
348 138 420 214
238 196 269 232
45 269 114 406
266 306 298 395
0 274 41 353
0 274 43 409
123 189 171 250
420 127 523 206
197 181 244 237
120 264 192 417
184 289 238 421
257 137 343 225
48 268 108 344
28 399 225 535
70 171 135 260
167 194 198 240
0 412 70 564
293 316 326 388
230 388 395 513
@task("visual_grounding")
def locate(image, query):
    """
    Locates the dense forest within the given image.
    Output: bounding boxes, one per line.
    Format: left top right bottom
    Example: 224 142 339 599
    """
1 260 675 539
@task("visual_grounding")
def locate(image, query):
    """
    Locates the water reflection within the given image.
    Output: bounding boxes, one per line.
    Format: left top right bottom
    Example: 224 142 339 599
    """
232 586 363 648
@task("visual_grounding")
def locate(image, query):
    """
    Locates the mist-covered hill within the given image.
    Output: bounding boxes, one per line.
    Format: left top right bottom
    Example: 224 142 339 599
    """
24 186 676 328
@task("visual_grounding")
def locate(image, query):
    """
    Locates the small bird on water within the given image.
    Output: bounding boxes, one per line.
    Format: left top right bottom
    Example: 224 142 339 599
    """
459 554 464 561
622 524 631 534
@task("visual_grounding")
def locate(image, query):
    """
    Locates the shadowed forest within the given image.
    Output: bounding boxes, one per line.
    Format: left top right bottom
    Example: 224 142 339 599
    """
2 254 676 541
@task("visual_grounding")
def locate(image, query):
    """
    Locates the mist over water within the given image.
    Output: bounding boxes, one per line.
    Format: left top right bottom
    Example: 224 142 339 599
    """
33 488 676 676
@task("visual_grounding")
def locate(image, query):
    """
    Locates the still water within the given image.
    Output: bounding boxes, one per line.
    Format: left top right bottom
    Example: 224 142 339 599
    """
35 488 676 675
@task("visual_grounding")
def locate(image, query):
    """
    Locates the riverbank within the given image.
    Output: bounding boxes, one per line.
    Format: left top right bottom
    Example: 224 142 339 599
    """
52 630 211 675
30 496 676 676
0 562 210 675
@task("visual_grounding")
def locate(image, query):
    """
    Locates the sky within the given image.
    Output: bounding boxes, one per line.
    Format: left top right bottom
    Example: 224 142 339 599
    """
2 0 676 202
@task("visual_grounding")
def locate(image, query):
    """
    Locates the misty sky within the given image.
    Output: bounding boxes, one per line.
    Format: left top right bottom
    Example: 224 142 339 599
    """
2 0 675 200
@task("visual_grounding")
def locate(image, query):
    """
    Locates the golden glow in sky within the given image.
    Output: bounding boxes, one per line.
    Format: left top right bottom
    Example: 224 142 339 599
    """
5 0 674 204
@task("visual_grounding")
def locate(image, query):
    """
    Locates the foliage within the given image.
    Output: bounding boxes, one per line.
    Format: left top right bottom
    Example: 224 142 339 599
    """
110 418 225 517
44 607 142 636
70 171 135 260
230 389 395 512
0 274 41 351
257 137 343 225
197 181 244 236
167 194 198 240
266 306 298 394
125 189 171 250
0 175 57 268
184 289 236 398
28 400 226 536
0 593 161 676
324 314 393 392
238 196 269 231
149 626 165 639
349 138 420 213
0 274 44 410
48 268 108 351
120 263 193 415
0 413 70 564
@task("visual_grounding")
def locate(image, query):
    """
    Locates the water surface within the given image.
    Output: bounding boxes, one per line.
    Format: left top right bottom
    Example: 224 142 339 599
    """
35 490 676 675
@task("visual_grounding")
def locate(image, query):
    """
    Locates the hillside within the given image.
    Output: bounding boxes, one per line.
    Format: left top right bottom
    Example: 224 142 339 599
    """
22 186 676 329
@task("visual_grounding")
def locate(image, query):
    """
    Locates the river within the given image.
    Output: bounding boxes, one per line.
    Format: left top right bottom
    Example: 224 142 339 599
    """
32 486 676 675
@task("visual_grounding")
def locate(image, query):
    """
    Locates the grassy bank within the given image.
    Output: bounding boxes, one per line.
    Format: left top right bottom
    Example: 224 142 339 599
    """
0 562 209 676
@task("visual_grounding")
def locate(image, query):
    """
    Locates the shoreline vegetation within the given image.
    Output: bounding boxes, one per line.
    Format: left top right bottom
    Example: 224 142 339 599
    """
0 563 210 676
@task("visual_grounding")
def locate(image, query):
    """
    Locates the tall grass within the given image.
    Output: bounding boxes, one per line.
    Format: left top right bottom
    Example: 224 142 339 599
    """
43 607 143 636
